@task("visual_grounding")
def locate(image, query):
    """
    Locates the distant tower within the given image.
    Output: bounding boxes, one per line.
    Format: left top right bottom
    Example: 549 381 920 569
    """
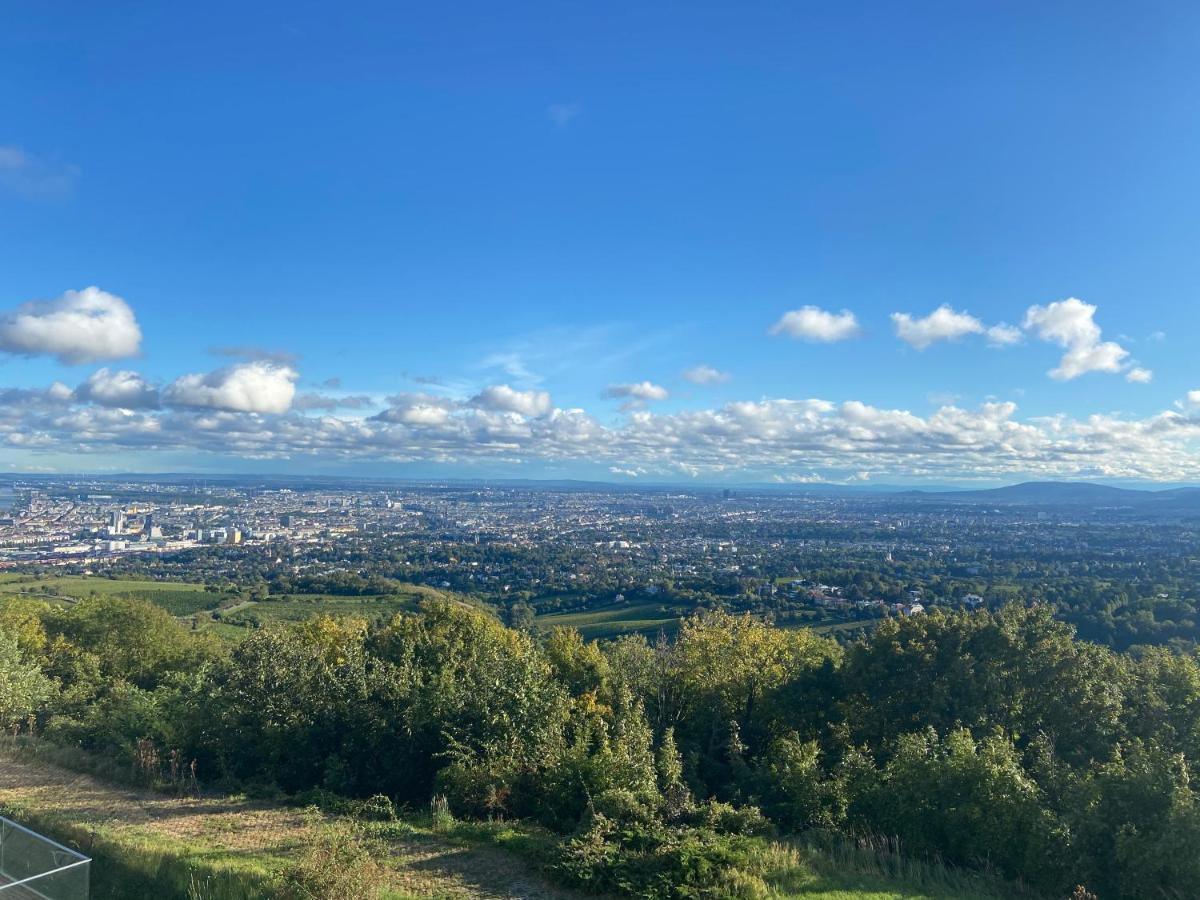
109 509 125 534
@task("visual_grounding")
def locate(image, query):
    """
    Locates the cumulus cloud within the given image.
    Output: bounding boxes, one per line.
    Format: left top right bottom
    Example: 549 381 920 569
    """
470 384 553 417
0 384 74 409
770 306 861 342
605 381 670 401
683 365 730 385
1023 298 1130 380
164 362 298 414
1126 367 1153 384
75 369 160 409
373 393 458 426
0 287 142 364
891 305 984 349
6 382 1200 483
0 146 79 199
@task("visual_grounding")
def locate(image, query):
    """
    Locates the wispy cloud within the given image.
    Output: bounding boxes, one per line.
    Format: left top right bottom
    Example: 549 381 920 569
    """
209 345 301 366
0 146 80 199
547 102 582 127
293 392 375 411
683 365 730 385
605 381 669 401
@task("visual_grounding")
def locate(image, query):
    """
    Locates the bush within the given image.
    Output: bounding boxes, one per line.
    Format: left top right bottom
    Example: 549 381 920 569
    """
690 799 774 837
552 809 774 899
276 820 384 900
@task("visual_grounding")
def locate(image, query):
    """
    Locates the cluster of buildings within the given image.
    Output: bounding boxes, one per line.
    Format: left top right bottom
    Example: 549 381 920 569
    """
0 479 415 568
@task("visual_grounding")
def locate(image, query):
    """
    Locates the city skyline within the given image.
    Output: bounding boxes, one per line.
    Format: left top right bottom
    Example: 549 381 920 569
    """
4 3 1200 483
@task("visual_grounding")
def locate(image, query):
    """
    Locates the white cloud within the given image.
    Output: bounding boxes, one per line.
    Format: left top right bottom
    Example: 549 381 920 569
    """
986 323 1023 347
0 146 79 199
0 287 142 364
164 362 297 414
47 382 74 402
770 306 861 342
75 369 160 409
470 384 553 417
891 305 984 349
7 380 1200 482
1126 367 1153 384
374 393 458 426
683 365 730 385
1023 298 1130 380
605 381 670 401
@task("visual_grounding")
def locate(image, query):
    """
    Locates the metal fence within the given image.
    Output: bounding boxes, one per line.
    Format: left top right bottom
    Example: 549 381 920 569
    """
0 816 89 899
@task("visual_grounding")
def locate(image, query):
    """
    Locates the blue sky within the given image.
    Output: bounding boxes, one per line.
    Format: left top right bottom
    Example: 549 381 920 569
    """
2 1 1200 482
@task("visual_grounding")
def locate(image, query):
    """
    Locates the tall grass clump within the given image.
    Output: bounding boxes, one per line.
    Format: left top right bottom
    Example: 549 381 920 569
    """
276 818 385 900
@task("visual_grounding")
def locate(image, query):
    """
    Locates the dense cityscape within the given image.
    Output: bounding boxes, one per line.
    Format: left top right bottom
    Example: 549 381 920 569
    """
3 476 1199 650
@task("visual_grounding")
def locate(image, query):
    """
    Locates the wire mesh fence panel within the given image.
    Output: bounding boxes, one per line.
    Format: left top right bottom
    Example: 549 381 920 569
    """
0 817 90 899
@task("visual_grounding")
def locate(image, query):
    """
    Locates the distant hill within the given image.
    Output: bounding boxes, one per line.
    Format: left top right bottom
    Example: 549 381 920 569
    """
901 480 1200 510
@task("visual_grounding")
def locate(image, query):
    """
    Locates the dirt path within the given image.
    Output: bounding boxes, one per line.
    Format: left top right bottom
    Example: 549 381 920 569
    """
0 749 578 899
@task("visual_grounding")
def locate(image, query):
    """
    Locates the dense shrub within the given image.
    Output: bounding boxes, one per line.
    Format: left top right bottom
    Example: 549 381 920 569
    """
8 593 1200 896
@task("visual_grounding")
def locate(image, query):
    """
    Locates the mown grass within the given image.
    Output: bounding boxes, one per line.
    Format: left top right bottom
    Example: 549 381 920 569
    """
0 799 278 900
0 741 573 900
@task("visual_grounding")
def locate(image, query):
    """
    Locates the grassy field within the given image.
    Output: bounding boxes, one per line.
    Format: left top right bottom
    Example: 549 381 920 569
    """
0 575 230 616
217 594 421 628
1 574 869 644
0 575 467 638
534 599 687 640
533 599 873 643
0 742 580 900
208 584 471 635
